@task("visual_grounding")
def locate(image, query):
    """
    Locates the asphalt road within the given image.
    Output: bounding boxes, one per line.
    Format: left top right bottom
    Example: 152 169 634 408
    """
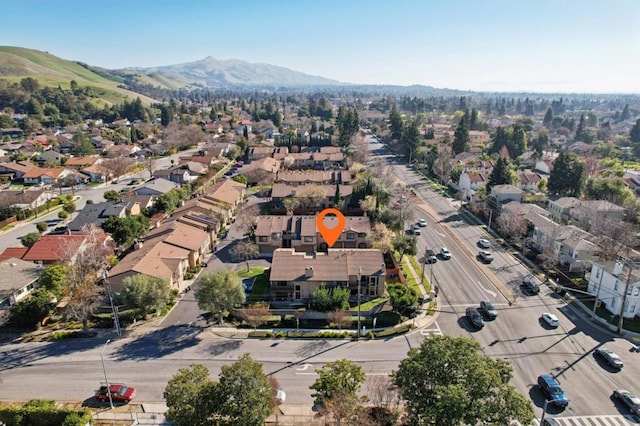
2 138 640 424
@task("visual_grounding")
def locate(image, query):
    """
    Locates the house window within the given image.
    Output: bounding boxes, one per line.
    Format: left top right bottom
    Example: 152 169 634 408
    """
615 281 620 291
631 303 637 313
634 287 640 296
295 284 301 300
358 233 366 238
346 233 355 240
595 269 600 279
304 236 314 243
258 236 268 242
272 232 281 240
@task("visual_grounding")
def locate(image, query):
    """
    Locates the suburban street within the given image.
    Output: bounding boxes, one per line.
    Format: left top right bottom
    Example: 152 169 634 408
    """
1 138 640 425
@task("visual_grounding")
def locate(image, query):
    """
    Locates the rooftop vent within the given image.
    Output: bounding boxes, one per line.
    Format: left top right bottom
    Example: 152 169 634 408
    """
304 267 314 278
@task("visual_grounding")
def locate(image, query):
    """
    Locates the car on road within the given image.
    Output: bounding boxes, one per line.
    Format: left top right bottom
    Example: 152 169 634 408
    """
478 250 493 264
594 348 624 369
439 247 451 260
234 162 243 167
613 389 640 415
522 275 540 294
478 238 491 248
426 249 437 264
465 307 484 329
537 374 569 407
479 300 498 319
418 218 427 227
541 312 559 328
412 225 421 235
541 419 561 426
94 383 136 403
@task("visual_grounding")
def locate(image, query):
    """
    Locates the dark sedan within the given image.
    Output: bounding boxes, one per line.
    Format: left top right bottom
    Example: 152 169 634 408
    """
466 307 484 329
595 348 624 369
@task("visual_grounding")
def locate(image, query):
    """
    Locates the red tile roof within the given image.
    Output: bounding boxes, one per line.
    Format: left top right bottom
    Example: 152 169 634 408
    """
22 235 86 262
0 247 28 261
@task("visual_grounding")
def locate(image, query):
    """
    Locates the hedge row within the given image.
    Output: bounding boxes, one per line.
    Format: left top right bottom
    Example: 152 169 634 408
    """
0 403 92 426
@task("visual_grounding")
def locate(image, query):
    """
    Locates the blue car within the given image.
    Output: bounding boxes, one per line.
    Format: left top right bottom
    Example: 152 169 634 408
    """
537 374 569 407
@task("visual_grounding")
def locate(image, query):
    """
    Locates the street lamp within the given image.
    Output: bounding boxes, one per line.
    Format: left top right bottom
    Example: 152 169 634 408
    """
357 266 362 340
100 339 114 409
539 399 551 425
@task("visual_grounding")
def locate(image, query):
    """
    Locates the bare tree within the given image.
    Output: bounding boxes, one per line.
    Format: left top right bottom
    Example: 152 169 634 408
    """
349 133 369 164
245 168 274 186
365 222 394 253
285 184 326 211
495 211 527 249
234 204 259 236
229 240 260 271
59 224 114 332
100 155 136 181
238 303 271 329
433 145 453 184
145 156 156 179
365 375 402 424
328 310 353 330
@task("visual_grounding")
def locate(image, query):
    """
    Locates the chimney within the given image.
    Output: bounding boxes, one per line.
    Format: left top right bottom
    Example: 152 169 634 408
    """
304 266 314 278
613 261 624 277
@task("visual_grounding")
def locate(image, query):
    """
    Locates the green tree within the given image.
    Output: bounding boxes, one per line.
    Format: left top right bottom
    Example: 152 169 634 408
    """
194 269 245 324
392 233 417 263
630 119 640 144
71 131 95 156
575 113 587 141
488 157 515 189
9 288 54 328
164 364 215 426
101 215 150 248
21 232 41 248
452 113 469 155
312 283 350 312
389 105 403 137
58 210 69 220
585 177 633 206
213 354 273 426
393 335 534 426
103 190 119 202
548 151 585 197
401 120 420 161
38 263 69 299
36 221 48 233
387 283 418 313
310 359 366 407
543 107 553 127
122 273 171 315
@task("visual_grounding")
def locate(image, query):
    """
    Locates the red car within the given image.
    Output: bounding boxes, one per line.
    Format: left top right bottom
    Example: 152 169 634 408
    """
94 383 136 403
234 162 243 167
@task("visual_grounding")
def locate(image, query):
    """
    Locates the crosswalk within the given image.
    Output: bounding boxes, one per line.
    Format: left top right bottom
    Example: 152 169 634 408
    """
420 328 443 338
533 414 639 425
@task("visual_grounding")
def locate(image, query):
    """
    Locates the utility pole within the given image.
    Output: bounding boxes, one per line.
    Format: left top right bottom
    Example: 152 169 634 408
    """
421 246 429 285
617 258 634 334
100 339 114 409
357 266 362 340
102 268 121 337
592 263 605 314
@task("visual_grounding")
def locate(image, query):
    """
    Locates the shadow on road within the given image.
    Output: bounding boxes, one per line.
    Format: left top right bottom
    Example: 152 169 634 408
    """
111 326 202 361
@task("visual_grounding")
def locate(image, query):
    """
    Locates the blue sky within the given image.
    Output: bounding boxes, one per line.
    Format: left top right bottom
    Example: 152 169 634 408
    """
4 0 640 93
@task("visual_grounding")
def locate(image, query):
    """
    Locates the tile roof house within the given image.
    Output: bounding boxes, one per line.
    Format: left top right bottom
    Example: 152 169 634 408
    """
517 171 544 192
204 178 246 209
81 164 110 183
0 258 41 310
64 156 99 169
133 178 180 196
0 247 28 261
240 157 281 184
22 167 70 186
0 189 48 211
458 172 489 191
107 239 190 293
152 168 193 185
489 184 523 204
67 201 141 233
20 234 89 264
269 248 385 304
142 221 211 268
270 183 353 209
255 215 371 256
0 162 36 181
35 150 66 166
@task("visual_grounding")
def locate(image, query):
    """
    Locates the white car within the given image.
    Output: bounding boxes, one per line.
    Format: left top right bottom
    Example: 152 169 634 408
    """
440 247 451 259
412 225 421 235
418 219 427 227
478 238 491 249
541 312 559 328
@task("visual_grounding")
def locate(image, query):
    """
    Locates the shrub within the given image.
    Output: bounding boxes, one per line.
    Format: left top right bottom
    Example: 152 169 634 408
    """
57 211 68 220
36 221 48 233
0 399 92 426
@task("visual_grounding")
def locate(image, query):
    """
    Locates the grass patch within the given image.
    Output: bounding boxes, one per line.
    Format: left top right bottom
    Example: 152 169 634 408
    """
426 300 437 316
401 257 422 296
358 298 388 312
373 323 412 337
409 255 430 292
576 296 640 332
236 267 266 278
246 272 269 303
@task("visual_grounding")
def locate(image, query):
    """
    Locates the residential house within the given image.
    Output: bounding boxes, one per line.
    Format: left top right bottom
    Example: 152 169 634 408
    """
152 168 193 185
489 184 523 205
248 146 276 162
133 178 180 197
178 155 218 168
255 215 371 256
269 248 385 303
0 258 41 311
35 150 66 166
19 234 89 264
270 183 353 210
143 221 211 269
182 161 209 177
241 157 281 185
22 167 69 186
171 212 220 247
534 160 554 175
587 261 640 318
0 162 35 181
107 238 190 293
106 144 138 158
517 171 544 193
64 156 99 170
172 198 229 229
0 247 28 261
0 189 48 213
0 128 23 139
547 197 581 223
570 200 626 230
458 172 489 195
67 201 141 233
81 164 109 183
275 170 351 186
204 178 246 210
118 193 155 210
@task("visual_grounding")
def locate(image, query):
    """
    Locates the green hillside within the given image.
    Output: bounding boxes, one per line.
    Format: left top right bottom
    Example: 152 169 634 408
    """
0 46 157 104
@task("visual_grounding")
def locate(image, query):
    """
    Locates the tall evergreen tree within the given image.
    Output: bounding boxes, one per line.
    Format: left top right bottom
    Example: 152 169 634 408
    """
452 113 470 155
488 157 514 188
630 119 640 144
543 107 553 127
548 151 585 197
389 104 403 137
575 114 587 141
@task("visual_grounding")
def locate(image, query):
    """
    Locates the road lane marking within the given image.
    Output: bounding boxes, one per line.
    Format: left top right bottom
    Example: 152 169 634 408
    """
295 363 313 371
477 281 497 298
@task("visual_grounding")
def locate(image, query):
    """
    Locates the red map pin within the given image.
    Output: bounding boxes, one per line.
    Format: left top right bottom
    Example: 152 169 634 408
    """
316 208 345 248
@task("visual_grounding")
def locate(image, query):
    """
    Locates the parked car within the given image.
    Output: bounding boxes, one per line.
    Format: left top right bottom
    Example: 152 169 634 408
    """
426 249 437 264
478 238 491 248
440 247 451 260
479 300 498 319
537 375 569 407
541 312 560 328
234 162 243 167
478 250 493 264
594 348 624 369
465 307 484 329
522 275 540 294
94 383 136 403
273 389 286 405
418 219 427 227
412 225 421 235
613 389 640 415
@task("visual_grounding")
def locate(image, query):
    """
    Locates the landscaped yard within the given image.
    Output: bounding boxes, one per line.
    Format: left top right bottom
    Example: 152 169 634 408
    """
236 268 269 303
